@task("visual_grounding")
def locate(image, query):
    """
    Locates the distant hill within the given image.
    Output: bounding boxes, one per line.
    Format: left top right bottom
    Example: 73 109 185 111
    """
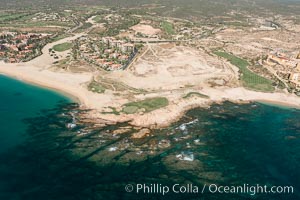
1 0 299 18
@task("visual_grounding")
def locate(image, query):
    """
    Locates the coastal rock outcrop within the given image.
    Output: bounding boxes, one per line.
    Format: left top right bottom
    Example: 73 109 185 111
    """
131 128 151 139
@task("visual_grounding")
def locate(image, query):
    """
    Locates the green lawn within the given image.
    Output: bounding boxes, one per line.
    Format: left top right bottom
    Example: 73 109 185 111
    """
0 13 30 22
122 97 169 114
214 51 275 92
101 106 120 115
53 42 73 52
74 22 93 33
0 20 74 28
93 15 103 23
88 80 106 93
183 92 209 99
51 34 72 42
161 21 175 35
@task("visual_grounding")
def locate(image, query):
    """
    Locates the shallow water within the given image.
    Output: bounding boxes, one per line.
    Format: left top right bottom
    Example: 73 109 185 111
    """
0 76 299 199
0 75 71 153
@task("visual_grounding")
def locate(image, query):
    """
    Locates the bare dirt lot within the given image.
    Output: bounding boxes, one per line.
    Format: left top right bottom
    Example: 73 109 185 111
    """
105 44 238 90
131 24 161 35
214 29 300 60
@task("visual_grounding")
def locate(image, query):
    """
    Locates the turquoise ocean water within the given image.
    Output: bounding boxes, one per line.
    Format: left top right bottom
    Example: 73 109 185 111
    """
0 74 299 200
0 75 72 153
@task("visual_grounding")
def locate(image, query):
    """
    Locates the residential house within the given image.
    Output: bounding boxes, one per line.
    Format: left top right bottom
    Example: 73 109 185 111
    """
0 44 6 51
121 43 134 53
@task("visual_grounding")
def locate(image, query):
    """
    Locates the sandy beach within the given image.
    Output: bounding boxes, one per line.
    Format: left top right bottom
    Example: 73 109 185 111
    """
1 34 300 128
2 60 300 128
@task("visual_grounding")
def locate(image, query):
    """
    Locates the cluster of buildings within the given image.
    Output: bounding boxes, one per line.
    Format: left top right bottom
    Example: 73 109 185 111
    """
32 12 71 22
102 37 135 53
264 51 300 88
77 36 137 71
258 21 279 31
0 32 48 63
174 26 203 40
266 52 299 68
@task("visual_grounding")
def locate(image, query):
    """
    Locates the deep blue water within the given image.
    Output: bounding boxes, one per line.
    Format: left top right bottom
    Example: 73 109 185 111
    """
0 75 299 200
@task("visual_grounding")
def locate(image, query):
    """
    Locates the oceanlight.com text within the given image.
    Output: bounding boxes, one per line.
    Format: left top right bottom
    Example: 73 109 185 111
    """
124 183 294 196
